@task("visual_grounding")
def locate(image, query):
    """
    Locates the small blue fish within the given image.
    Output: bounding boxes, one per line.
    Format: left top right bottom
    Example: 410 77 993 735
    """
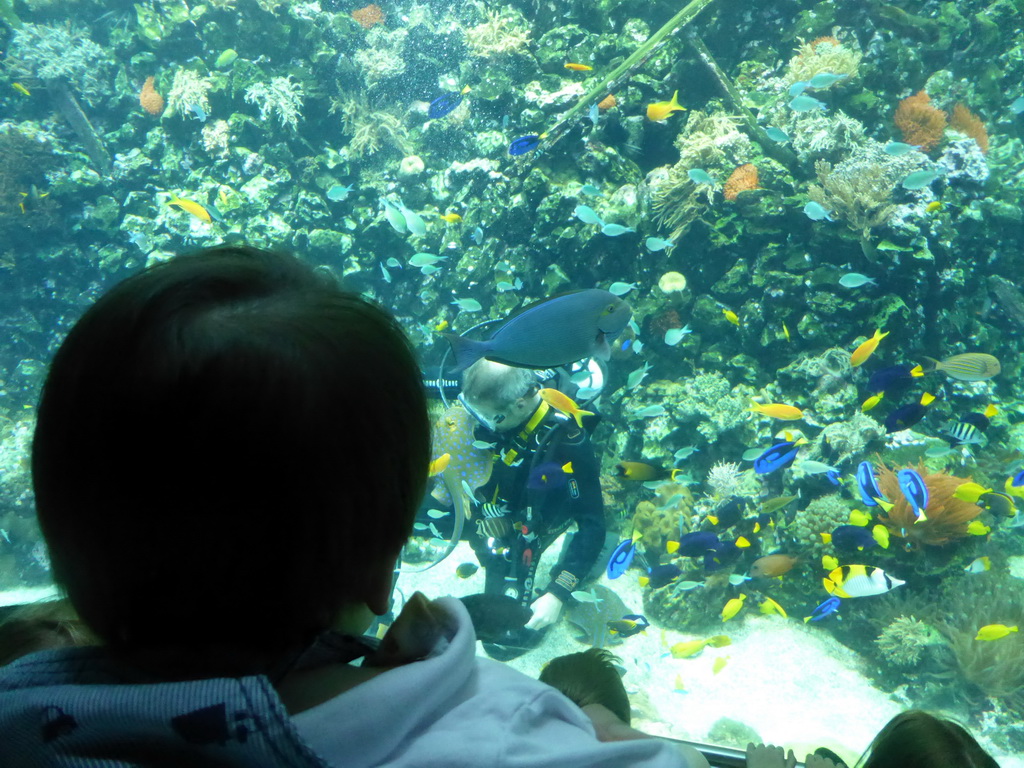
581 184 602 196
452 298 482 312
808 72 848 88
687 169 714 185
897 468 929 520
471 226 484 245
789 81 809 96
186 102 207 122
631 405 666 419
645 236 674 252
856 461 884 507
1012 96 1024 115
588 103 600 125
428 86 469 119
789 94 827 112
326 184 354 202
664 325 692 346
509 134 541 156
765 126 789 142
1013 468 1024 487
574 204 605 226
205 202 224 222
826 469 842 486
608 281 636 296
601 223 634 237
385 257 402 268
398 202 426 236
753 442 800 474
806 596 842 622
883 141 920 156
607 536 639 579
382 200 407 233
838 273 876 288
803 201 833 221
901 169 939 190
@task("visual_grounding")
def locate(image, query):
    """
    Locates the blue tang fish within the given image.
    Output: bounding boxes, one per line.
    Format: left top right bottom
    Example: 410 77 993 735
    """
856 461 884 507
443 289 632 371
606 535 640 579
897 468 929 520
1013 468 1024 487
509 134 541 156
429 88 469 119
805 596 841 622
753 442 800 474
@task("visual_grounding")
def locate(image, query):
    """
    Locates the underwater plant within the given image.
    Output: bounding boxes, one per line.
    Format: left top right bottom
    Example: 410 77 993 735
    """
165 69 212 121
874 462 981 548
875 615 945 668
464 7 530 58
334 94 410 160
948 104 988 155
807 158 896 250
784 36 861 86
244 76 304 130
894 91 947 152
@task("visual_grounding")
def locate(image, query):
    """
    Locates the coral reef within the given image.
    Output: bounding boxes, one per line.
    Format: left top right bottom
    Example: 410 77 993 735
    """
788 494 850 557
0 127 61 251
874 462 981 548
351 4 384 30
949 104 988 154
5 23 112 106
465 8 530 58
875 616 945 668
335 95 410 159
723 163 759 201
784 37 862 86
631 482 694 552
139 77 164 117
807 158 897 242
894 91 947 152
244 76 304 130
165 69 212 120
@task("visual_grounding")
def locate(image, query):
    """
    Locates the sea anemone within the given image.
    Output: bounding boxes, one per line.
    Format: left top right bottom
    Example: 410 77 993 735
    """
723 163 759 201
658 271 687 293
874 461 981 548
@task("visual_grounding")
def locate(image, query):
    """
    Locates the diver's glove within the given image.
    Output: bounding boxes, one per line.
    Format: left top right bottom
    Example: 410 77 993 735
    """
477 502 512 540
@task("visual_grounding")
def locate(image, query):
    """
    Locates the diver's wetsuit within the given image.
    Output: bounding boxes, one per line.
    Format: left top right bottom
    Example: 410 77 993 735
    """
467 403 606 609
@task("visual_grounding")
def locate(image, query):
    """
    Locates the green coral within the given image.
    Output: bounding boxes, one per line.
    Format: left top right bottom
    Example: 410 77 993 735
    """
244 76 304 130
875 616 945 668
165 69 213 120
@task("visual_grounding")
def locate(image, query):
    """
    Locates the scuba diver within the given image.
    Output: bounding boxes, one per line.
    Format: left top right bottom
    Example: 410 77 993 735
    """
417 288 632 659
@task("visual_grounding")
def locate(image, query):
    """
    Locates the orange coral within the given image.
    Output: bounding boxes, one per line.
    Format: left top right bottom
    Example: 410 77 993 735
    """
139 76 164 116
950 104 988 154
597 94 617 110
352 3 384 29
875 461 981 548
894 91 946 152
723 163 759 201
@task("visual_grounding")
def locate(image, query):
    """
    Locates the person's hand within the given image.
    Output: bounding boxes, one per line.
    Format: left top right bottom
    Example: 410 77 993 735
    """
746 743 796 768
580 703 652 742
363 592 449 668
525 592 563 630
804 754 839 768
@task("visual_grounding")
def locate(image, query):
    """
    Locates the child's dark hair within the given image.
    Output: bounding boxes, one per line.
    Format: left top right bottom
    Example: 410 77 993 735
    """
32 245 430 674
858 711 1000 768
0 599 96 667
538 648 631 725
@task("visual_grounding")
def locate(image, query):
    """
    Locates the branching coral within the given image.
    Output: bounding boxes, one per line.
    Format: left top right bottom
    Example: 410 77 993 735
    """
353 27 408 86
874 462 981 548
244 76 304 129
785 36 861 86
166 69 212 120
949 104 988 154
706 461 755 500
5 23 113 106
465 7 531 57
335 94 410 159
894 91 947 152
807 159 896 241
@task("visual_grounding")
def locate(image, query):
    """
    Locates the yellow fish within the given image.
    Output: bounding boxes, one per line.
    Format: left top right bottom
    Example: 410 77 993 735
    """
721 594 746 622
734 536 751 549
428 453 451 476
861 392 884 412
647 90 685 122
1005 476 1024 500
822 555 839 571
966 521 991 536
670 638 711 659
12 82 31 96
167 194 212 222
538 388 594 428
748 400 803 420
705 634 731 648
849 509 871 527
925 200 943 213
564 63 593 71
759 596 787 618
666 540 680 554
782 322 790 342
872 524 890 549
439 212 462 223
722 309 740 326
712 656 729 674
434 319 449 332
953 482 992 504
850 328 889 367
673 674 686 692
983 404 998 419
975 624 1018 641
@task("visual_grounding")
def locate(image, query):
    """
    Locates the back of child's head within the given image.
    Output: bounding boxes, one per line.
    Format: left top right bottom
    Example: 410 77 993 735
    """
539 648 631 725
0 599 96 667
859 711 1000 768
31 245 430 672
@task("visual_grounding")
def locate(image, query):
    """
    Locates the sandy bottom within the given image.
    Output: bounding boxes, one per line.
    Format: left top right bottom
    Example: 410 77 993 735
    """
397 539 1022 768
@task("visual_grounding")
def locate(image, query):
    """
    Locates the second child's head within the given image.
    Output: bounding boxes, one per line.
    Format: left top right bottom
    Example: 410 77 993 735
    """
859 711 999 768
32 246 431 676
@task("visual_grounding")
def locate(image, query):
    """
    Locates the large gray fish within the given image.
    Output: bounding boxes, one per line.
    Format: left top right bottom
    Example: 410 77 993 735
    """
444 289 632 370
922 353 1001 382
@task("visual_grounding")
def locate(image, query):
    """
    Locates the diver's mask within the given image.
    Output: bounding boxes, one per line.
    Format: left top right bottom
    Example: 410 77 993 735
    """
458 392 506 433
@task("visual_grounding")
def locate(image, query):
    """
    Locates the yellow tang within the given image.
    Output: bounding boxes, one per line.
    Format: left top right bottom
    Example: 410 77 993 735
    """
861 393 884 412
966 521 991 536
822 555 839 571
712 656 729 674
872 524 890 549
953 482 992 503
670 638 710 659
439 212 462 223
167 194 212 222
666 540 680 554
428 453 451 476
705 634 731 648
759 596 787 618
721 593 746 622
722 309 740 326
849 509 872 527
748 400 804 420
850 328 889 367
538 388 594 429
1005 476 1024 500
647 90 685 121
673 674 686 692
782 322 790 342
975 624 1018 641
